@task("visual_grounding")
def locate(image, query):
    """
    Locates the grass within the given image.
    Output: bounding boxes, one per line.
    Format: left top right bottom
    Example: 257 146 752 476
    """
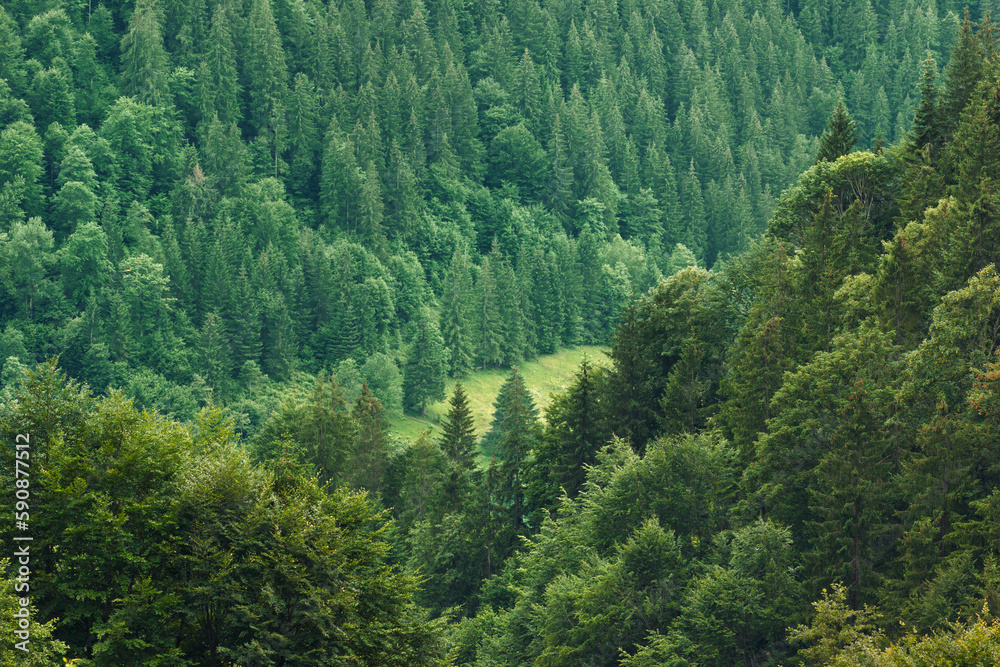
388 345 610 448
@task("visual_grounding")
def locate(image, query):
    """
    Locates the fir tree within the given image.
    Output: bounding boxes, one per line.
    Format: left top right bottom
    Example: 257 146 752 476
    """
246 0 289 140
909 53 942 160
482 368 540 537
940 10 983 139
441 246 475 377
403 310 447 415
348 384 391 494
815 101 858 163
476 255 506 367
541 359 608 501
204 3 242 127
120 0 170 106
439 381 478 470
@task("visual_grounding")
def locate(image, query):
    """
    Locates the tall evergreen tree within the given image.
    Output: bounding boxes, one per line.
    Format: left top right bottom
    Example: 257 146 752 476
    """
540 359 609 502
439 381 478 470
120 0 170 106
815 101 858 163
442 246 475 377
348 384 392 494
403 310 447 414
476 255 506 367
909 53 942 160
203 3 241 127
482 368 540 538
246 0 289 142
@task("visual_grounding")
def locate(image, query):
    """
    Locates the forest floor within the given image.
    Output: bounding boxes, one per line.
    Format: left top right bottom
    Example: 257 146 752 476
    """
390 346 609 460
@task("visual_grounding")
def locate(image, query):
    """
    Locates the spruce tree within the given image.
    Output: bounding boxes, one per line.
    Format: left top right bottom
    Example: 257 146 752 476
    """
348 384 391 494
246 0 289 136
482 368 540 536
120 0 170 106
441 246 475 377
680 160 708 263
815 101 858 163
908 54 942 160
198 310 233 399
941 10 982 139
205 3 241 127
439 382 477 470
476 255 506 367
541 359 608 501
403 310 447 415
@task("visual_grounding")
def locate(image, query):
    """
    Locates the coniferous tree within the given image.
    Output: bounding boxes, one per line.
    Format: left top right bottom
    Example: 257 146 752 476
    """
680 160 708 263
198 310 233 398
246 0 289 157
483 368 540 538
403 310 447 415
204 3 242 127
442 246 475 377
909 53 942 160
119 0 170 106
940 10 982 140
439 381 478 470
816 101 859 163
348 384 391 494
476 255 506 367
287 72 320 201
538 359 609 503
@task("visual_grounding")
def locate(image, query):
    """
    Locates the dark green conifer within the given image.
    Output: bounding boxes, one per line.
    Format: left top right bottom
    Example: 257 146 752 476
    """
815 101 858 163
442 246 475 377
439 382 477 470
120 0 170 106
908 54 942 160
403 310 447 415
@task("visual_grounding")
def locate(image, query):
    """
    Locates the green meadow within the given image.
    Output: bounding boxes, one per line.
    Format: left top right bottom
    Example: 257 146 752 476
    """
389 345 609 449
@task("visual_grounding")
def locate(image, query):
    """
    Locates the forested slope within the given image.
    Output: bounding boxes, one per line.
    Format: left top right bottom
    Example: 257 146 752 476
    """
4 0 1000 664
0 0 953 421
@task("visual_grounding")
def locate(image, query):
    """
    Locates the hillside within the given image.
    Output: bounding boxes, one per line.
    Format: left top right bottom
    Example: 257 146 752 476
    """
4 0 1000 664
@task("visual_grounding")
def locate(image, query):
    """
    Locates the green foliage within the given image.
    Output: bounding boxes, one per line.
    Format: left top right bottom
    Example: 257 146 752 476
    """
440 381 477 470
2 2 1000 664
816 101 859 163
403 310 448 415
0 362 445 664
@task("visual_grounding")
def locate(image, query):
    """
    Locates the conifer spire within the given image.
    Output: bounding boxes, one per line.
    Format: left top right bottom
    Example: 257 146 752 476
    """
815 101 858 163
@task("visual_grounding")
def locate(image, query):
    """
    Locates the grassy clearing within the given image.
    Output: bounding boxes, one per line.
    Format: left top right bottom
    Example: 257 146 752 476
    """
389 345 610 446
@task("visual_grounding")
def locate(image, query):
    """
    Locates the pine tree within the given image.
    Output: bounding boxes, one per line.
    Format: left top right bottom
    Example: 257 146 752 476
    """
403 310 447 415
546 112 575 221
439 382 477 470
204 3 241 127
679 161 708 265
320 133 362 234
531 249 560 355
816 101 858 163
357 160 386 252
287 73 319 201
262 292 296 381
542 359 609 501
658 332 711 435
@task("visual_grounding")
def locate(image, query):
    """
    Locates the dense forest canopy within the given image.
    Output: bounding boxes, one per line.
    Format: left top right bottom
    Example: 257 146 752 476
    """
3 0 1000 664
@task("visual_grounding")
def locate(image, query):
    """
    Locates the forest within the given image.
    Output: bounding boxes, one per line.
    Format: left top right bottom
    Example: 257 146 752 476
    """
2 0 1000 663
